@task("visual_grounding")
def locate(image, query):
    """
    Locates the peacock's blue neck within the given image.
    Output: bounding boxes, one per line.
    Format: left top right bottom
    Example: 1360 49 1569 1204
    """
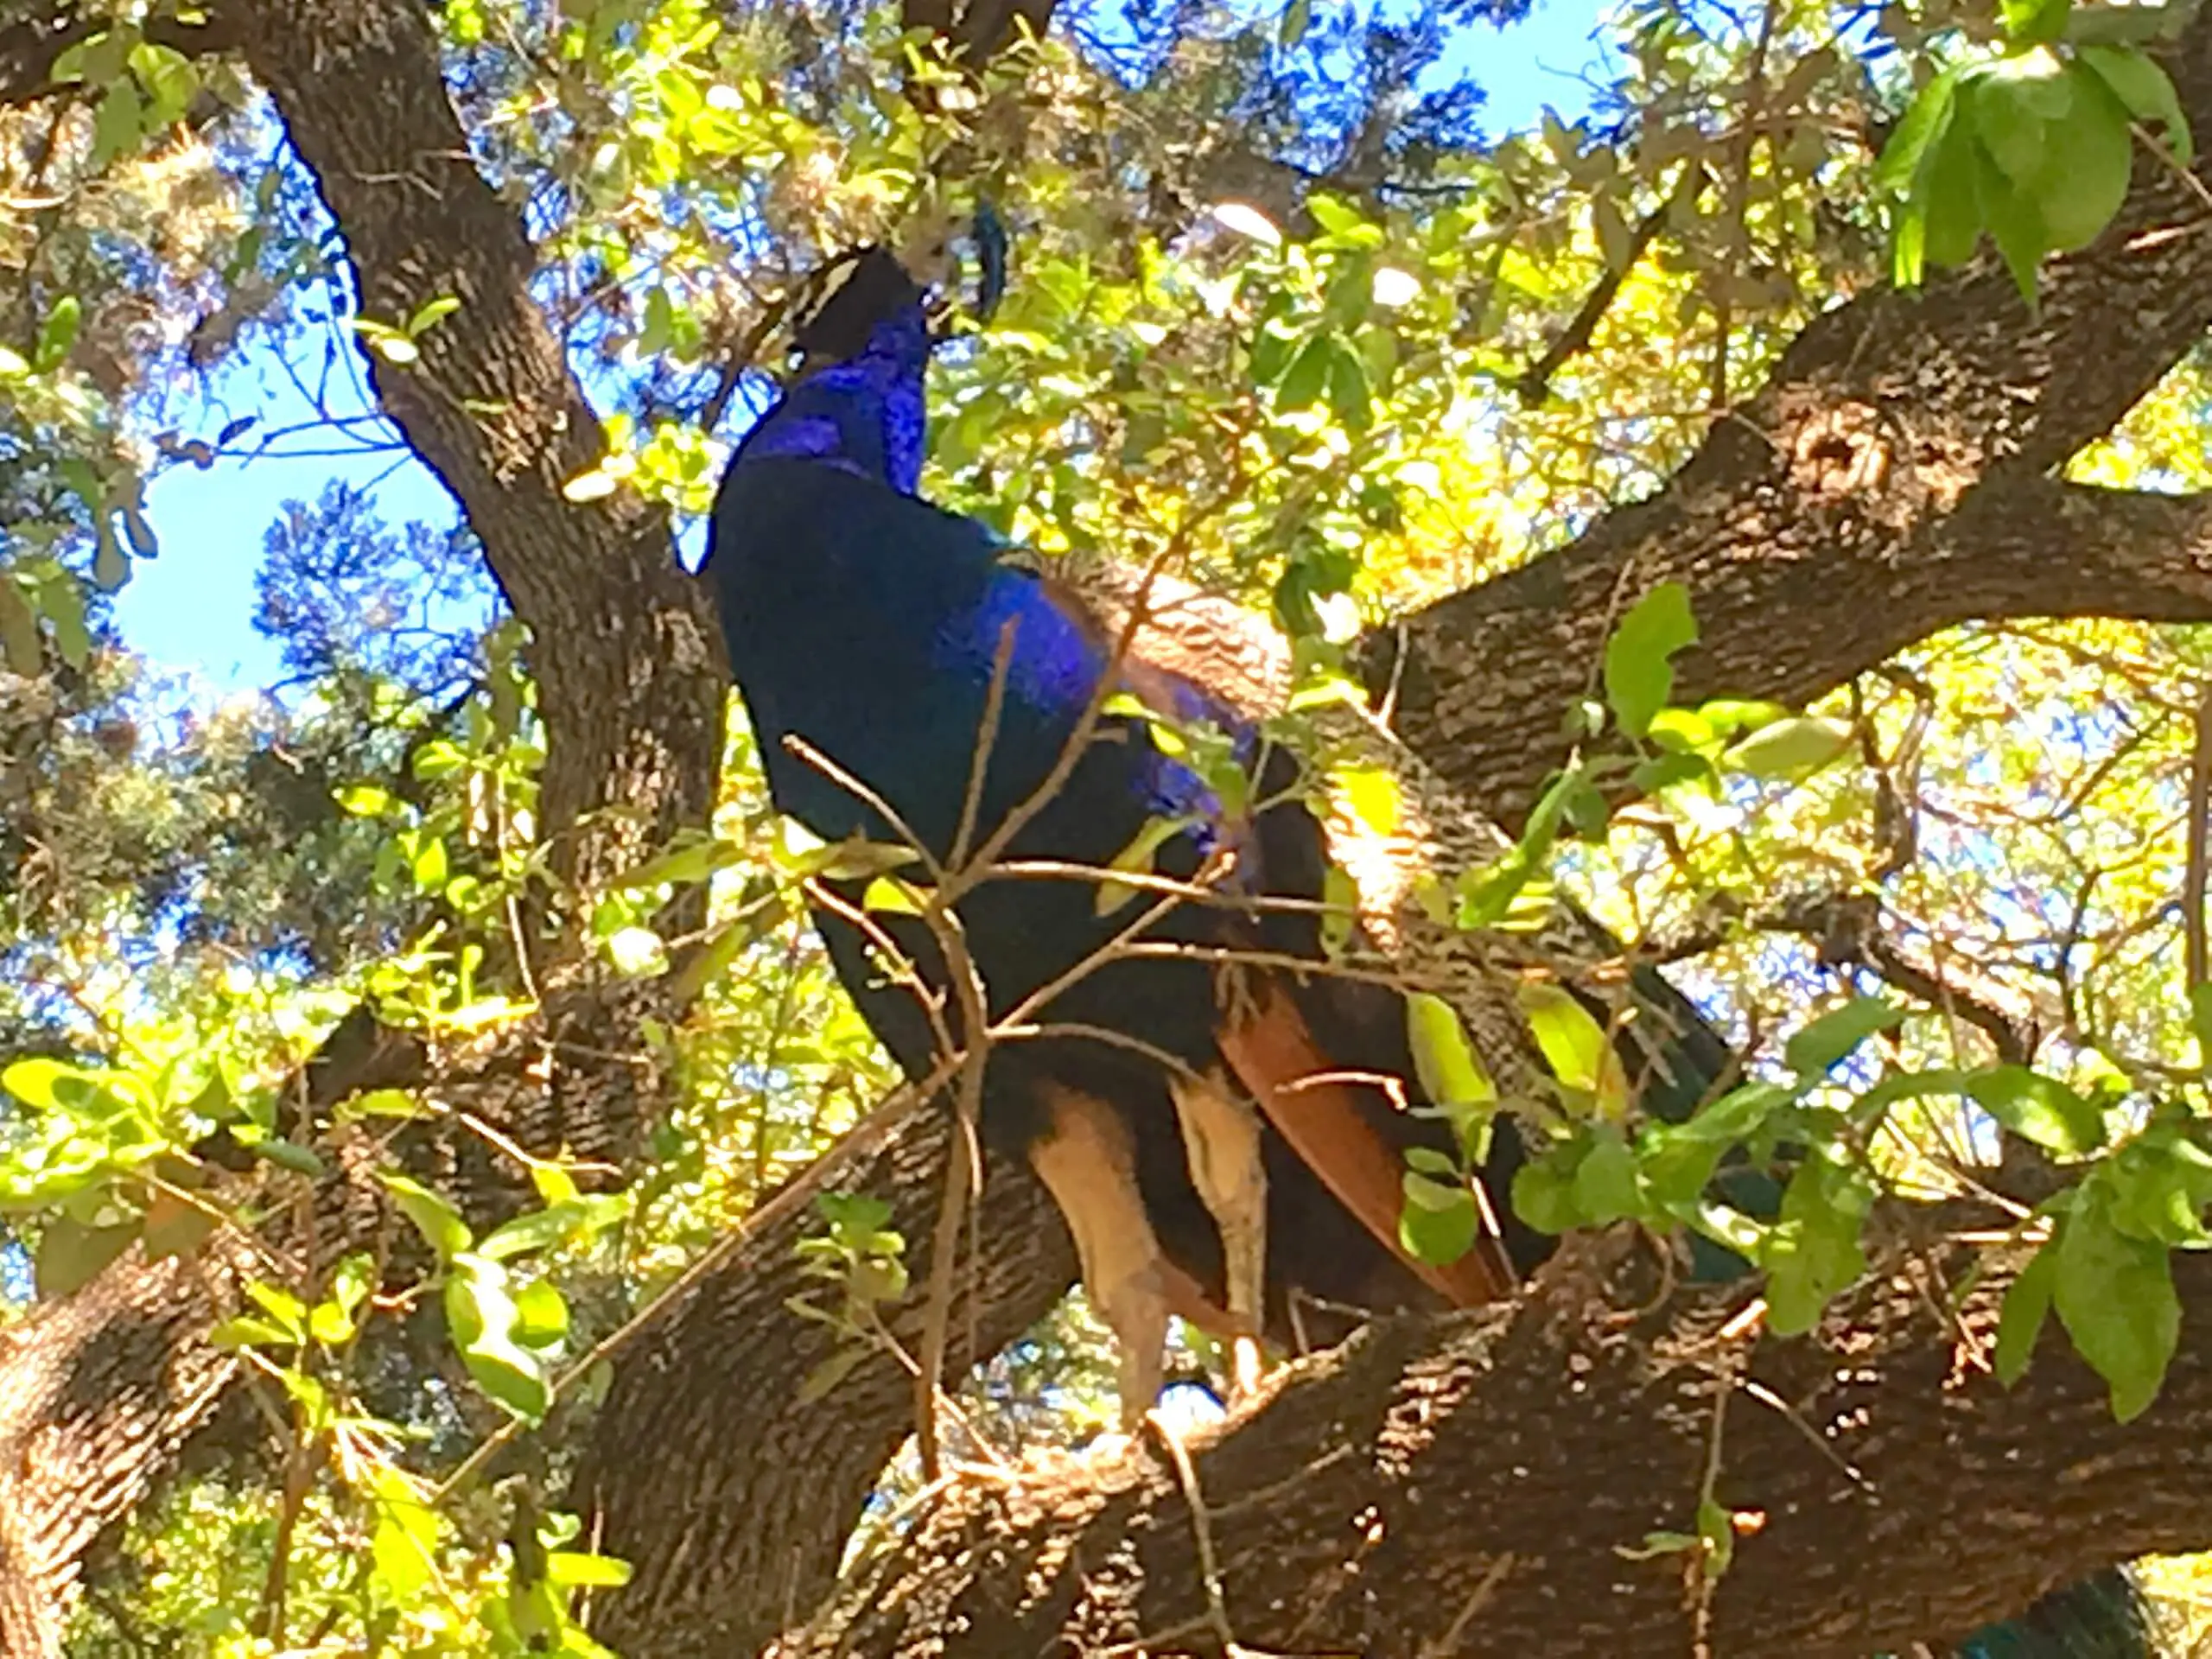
730 306 930 495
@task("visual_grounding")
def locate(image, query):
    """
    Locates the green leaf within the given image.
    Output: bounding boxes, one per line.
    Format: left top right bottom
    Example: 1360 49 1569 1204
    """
1970 127 2050 304
1602 581 1698 738
368 1464 444 1602
130 41 199 124
1921 124 1986 269
785 833 921 883
1275 333 1336 410
480 1198 606 1262
1696 1497 1737 1579
1517 983 1629 1116
1326 340 1372 433
229 1127 327 1178
1876 67 1962 197
2054 1198 2179 1421
309 1298 357 1345
861 874 927 917
1680 1080 1798 1144
2035 67 2134 251
1722 715 1853 779
410 834 448 892
341 1087 427 1121
1511 1147 1583 1234
446 1255 552 1422
36 1216 140 1298
0 581 41 676
1968 56 2066 187
2081 45 2191 162
378 1171 473 1261
1 1057 97 1113
1095 816 1192 915
33 295 80 372
1306 194 1377 240
1995 1239 2057 1387
1400 1174 1479 1266
512 1277 570 1349
1785 996 1903 1076
35 571 89 671
406 295 461 336
2002 0 2071 47
1405 992 1497 1107
1573 1129 1643 1225
614 837 739 890
544 1550 632 1589
210 1314 298 1351
245 1279 308 1338
1967 1066 2106 1155
336 784 396 818
90 79 143 167
1762 1157 1871 1336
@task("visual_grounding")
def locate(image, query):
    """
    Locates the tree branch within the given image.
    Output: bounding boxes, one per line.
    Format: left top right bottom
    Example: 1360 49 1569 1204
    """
227 0 726 893
1652 889 2044 1065
792 1225 2210 1658
1372 17 2212 828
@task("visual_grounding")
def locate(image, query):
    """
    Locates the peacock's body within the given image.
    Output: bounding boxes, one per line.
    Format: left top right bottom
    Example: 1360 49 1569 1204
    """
704 238 2152 1658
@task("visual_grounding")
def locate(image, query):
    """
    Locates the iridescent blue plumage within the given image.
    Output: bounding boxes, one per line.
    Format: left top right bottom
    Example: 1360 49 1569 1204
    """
730 301 929 493
720 263 1236 859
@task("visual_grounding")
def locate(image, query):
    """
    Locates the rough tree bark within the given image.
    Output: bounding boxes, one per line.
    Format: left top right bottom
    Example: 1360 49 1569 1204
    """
4 0 2212 1654
788 1224 2212 1659
0 2 724 1650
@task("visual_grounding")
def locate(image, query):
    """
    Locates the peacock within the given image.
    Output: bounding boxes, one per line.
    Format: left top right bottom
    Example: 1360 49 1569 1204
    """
702 227 2153 1658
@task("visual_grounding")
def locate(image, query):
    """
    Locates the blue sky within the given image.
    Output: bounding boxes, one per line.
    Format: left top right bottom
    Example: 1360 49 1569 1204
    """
122 1 1613 693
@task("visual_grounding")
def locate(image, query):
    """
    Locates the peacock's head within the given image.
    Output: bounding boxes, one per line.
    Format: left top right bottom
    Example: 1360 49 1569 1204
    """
787 206 1007 373
732 208 1005 494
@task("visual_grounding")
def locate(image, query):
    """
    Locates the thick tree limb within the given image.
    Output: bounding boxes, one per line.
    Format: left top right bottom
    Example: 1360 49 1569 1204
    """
791 1225 2209 1659
0 1249 244 1656
1374 22 2212 828
575 1113 1080 1657
226 0 727 895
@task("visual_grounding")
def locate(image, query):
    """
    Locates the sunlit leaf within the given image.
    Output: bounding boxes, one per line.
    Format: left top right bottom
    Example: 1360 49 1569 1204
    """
1604 581 1698 739
2055 1199 2179 1422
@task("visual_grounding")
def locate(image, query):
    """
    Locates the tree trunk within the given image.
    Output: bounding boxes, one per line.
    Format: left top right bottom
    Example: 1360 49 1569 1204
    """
575 1115 1077 1656
0 1249 243 1656
227 0 728 895
0 3 729 1648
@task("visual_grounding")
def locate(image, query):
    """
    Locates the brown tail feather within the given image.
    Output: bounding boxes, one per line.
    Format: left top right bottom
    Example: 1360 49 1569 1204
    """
1218 983 1516 1307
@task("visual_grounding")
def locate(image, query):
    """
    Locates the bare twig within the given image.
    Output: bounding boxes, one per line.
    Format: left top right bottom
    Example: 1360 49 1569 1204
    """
2183 675 2212 994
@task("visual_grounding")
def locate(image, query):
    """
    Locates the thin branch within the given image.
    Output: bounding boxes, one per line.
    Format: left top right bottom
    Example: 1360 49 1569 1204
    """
2184 674 2212 994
